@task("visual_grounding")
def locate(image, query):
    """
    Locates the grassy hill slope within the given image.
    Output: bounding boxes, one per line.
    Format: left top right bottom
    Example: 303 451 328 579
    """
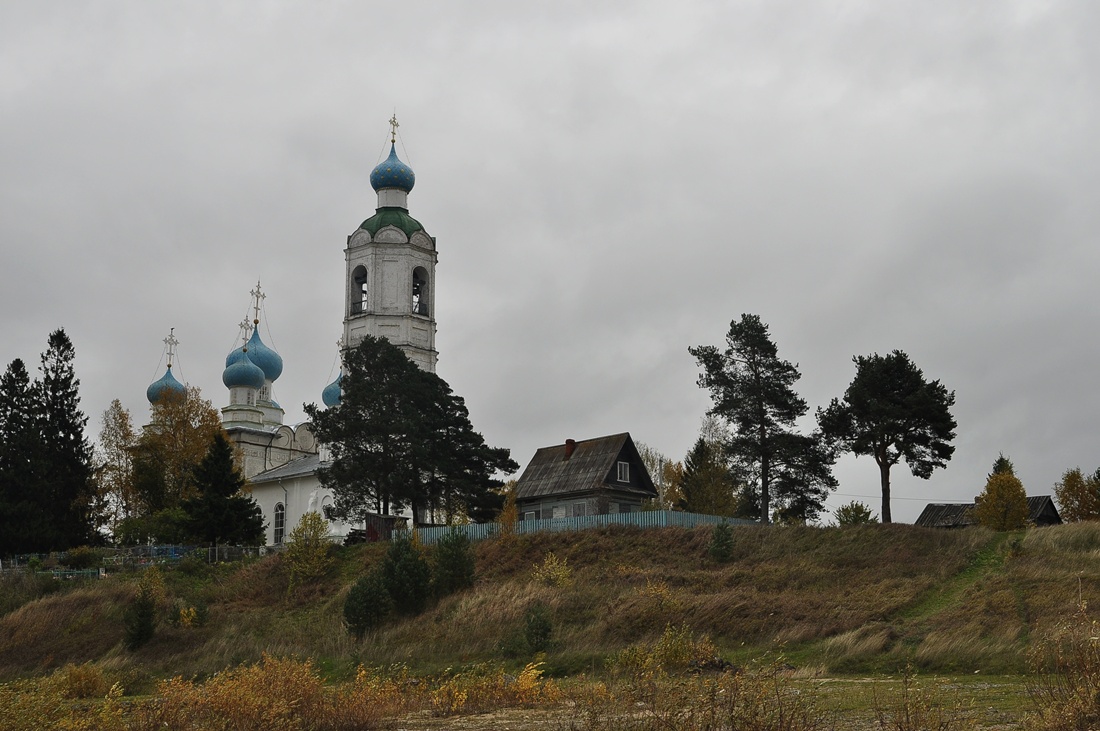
2 521 1099 683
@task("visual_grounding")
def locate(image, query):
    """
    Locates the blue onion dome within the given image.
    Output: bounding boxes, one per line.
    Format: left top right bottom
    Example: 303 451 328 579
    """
322 372 342 408
147 366 186 404
245 329 283 382
222 348 265 390
370 144 415 193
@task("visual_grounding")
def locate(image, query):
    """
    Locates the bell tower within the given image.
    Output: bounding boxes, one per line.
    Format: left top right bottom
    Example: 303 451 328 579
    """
343 117 437 372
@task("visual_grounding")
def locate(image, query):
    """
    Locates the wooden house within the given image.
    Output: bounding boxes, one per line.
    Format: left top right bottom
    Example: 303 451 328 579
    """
514 433 658 521
914 495 1062 528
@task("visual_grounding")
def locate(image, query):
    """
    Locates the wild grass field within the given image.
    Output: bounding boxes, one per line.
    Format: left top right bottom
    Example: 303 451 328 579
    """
3 521 1100 729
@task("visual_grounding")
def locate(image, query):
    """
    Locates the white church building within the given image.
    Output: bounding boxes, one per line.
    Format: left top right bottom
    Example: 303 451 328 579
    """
144 120 437 545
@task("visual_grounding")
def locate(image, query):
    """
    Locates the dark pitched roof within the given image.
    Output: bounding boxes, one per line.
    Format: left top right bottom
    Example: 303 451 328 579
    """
514 433 657 501
249 454 322 483
1026 495 1062 525
914 503 975 528
915 495 1063 528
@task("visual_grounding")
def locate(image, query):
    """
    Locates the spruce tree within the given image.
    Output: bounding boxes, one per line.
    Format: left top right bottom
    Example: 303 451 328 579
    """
36 329 96 550
0 359 46 555
181 433 265 546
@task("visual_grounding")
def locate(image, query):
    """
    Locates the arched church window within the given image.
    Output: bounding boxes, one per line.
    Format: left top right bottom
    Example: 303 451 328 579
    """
412 267 429 316
273 503 286 545
351 265 368 315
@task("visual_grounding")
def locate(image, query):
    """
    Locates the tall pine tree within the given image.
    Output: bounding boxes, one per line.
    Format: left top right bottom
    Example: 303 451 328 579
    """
690 314 836 524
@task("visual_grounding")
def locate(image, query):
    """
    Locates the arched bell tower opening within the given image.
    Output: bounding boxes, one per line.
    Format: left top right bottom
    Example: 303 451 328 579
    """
351 265 368 316
412 267 429 317
342 117 437 373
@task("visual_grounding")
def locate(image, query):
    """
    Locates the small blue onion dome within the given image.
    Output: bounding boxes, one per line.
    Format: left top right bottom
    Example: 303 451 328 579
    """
246 329 283 382
147 366 186 404
222 348 266 390
370 144 415 193
322 372 342 408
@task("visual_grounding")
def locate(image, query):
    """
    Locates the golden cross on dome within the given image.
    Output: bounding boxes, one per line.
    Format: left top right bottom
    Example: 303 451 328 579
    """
163 328 179 368
389 114 399 144
250 280 265 325
239 318 253 345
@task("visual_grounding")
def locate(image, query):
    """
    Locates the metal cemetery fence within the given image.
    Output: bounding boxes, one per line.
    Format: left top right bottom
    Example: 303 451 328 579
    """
401 509 757 546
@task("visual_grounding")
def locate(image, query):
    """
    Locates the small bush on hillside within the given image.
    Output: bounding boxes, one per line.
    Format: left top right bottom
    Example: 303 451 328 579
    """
61 546 101 570
60 662 110 699
524 603 554 653
284 511 335 595
613 623 719 679
123 585 157 651
708 522 733 562
382 535 433 615
835 501 878 526
167 598 209 628
434 529 476 597
533 552 572 587
345 570 393 639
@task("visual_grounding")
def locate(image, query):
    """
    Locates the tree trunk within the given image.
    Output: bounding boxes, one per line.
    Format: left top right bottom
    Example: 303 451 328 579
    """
878 459 892 524
760 452 771 525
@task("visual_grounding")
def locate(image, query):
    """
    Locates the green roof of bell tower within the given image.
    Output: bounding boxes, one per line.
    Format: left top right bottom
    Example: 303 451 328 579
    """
359 207 426 237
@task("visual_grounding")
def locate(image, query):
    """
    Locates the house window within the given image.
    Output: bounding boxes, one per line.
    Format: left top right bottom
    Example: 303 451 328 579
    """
617 461 630 483
524 511 536 521
572 502 586 518
273 503 286 545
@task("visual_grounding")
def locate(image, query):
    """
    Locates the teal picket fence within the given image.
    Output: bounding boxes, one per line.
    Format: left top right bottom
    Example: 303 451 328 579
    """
399 510 756 546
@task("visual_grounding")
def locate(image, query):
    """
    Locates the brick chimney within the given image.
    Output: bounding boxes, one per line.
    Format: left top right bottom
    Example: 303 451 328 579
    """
564 439 576 459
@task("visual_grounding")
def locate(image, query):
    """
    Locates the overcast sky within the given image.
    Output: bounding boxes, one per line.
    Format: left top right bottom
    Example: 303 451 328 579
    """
3 1 1098 523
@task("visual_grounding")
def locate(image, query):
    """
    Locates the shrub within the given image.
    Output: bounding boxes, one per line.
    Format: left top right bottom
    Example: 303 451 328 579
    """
434 529 476 597
382 535 433 615
345 570 393 639
524 603 553 653
61 546 101 570
708 522 733 562
60 662 109 699
532 551 572 587
284 511 335 595
834 501 878 526
613 623 718 678
167 598 209 628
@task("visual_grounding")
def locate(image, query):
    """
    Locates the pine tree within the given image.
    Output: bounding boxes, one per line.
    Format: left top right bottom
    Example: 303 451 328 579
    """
180 433 265 546
819 350 956 523
305 335 517 525
690 315 835 523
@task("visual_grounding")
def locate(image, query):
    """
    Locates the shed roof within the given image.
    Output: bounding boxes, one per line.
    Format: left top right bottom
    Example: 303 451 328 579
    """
514 433 656 501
